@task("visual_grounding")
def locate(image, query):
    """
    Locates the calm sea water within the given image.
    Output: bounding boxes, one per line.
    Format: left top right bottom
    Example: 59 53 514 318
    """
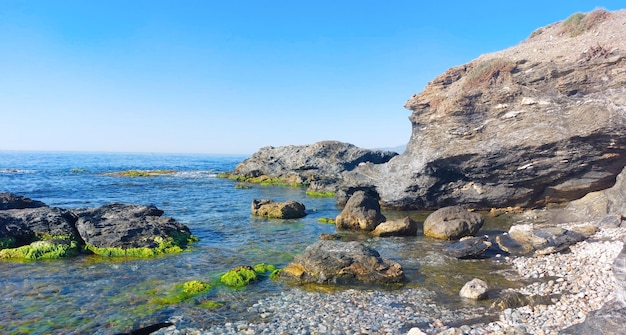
0 151 517 335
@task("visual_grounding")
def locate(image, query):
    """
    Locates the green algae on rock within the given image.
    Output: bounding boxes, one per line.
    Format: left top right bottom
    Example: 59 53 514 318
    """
220 266 258 288
0 240 80 260
182 280 212 295
107 170 176 177
85 233 198 258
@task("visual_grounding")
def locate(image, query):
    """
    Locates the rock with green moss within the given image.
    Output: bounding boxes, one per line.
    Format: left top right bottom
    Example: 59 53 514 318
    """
182 280 212 295
220 266 259 288
0 239 79 260
74 203 197 257
0 206 81 250
251 199 306 219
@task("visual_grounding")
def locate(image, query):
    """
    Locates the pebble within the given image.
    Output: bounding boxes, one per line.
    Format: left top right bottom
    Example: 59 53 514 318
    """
153 225 625 335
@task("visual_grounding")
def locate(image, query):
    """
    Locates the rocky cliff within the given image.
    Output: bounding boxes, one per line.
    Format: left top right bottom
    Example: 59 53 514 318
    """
351 9 626 210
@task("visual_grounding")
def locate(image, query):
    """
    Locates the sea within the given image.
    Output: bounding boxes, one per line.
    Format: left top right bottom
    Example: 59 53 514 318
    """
0 151 518 335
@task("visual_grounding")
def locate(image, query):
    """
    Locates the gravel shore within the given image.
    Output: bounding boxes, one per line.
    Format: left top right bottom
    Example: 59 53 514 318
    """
155 225 626 335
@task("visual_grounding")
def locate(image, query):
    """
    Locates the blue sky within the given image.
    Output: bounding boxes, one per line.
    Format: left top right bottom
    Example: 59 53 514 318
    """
1 1 623 154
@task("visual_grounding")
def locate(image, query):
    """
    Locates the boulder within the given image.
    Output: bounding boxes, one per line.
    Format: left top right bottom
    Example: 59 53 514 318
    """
459 278 488 300
341 9 626 210
423 206 483 240
224 141 397 192
445 236 492 259
0 207 80 247
280 240 405 285
335 191 386 231
74 203 196 256
0 193 47 210
371 216 418 237
251 199 306 219
502 224 588 256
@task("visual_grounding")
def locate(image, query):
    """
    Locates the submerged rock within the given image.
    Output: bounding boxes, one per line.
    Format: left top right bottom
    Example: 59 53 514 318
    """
251 199 306 219
336 190 386 231
281 240 405 285
423 206 484 240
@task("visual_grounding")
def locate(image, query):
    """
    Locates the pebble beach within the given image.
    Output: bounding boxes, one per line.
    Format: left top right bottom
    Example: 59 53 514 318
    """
153 225 626 335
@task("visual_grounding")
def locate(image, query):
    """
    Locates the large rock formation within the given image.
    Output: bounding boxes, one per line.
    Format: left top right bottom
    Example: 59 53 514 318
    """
347 9 626 210
224 141 397 192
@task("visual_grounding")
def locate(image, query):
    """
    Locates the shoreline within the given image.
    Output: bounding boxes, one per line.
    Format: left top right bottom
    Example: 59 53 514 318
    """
152 224 626 335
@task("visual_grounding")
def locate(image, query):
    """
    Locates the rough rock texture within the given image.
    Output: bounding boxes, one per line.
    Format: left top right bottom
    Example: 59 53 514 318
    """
251 199 306 219
560 239 626 334
0 193 47 210
73 203 193 250
346 9 626 210
459 278 489 300
280 240 405 285
557 166 626 224
502 224 590 256
371 216 418 237
227 141 397 191
445 236 492 259
0 207 80 245
423 206 483 240
335 191 386 231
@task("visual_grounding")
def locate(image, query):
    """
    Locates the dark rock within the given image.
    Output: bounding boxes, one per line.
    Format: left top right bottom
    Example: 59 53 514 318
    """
491 290 556 311
113 322 174 335
335 190 386 231
335 185 380 207
251 199 306 219
0 193 47 210
0 207 80 246
280 240 405 285
445 236 492 259
320 233 342 240
74 203 194 251
226 141 397 192
371 216 418 237
557 166 626 224
423 206 484 240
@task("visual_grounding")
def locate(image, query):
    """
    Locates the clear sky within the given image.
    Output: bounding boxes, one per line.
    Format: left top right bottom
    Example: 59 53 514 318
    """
1 1 623 154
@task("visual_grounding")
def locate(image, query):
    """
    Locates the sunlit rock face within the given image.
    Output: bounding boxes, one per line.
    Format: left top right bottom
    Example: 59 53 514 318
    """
347 9 626 210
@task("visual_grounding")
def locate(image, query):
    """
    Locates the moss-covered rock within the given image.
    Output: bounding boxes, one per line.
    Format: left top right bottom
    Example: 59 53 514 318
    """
0 239 79 260
220 266 258 288
182 280 212 295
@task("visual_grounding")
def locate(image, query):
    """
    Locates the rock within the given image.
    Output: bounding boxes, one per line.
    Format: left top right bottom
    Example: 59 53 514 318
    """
320 233 342 240
459 278 488 300
491 290 530 310
423 206 483 240
371 216 418 237
336 190 386 231
0 207 80 247
341 10 626 210
445 236 492 259
495 234 533 255
280 240 405 285
223 141 397 192
251 199 306 219
560 238 626 334
0 193 47 210
505 224 588 256
557 166 626 224
407 328 427 335
74 203 196 256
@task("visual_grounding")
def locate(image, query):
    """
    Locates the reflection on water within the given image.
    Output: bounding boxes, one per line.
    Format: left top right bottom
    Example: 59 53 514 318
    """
0 152 523 334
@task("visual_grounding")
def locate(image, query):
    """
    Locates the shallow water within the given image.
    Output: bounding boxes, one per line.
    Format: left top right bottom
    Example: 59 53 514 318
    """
0 152 520 334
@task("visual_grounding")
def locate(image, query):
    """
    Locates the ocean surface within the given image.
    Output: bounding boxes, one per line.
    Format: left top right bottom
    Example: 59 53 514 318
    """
0 151 518 335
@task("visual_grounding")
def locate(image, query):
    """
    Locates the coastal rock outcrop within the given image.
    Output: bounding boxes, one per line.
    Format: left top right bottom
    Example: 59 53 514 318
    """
0 192 47 210
74 203 196 256
251 199 306 219
0 194 197 259
335 190 386 231
281 240 405 285
345 9 626 210
223 141 397 193
423 206 483 240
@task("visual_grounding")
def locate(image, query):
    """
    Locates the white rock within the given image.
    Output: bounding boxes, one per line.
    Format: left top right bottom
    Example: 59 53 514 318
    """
460 278 489 300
